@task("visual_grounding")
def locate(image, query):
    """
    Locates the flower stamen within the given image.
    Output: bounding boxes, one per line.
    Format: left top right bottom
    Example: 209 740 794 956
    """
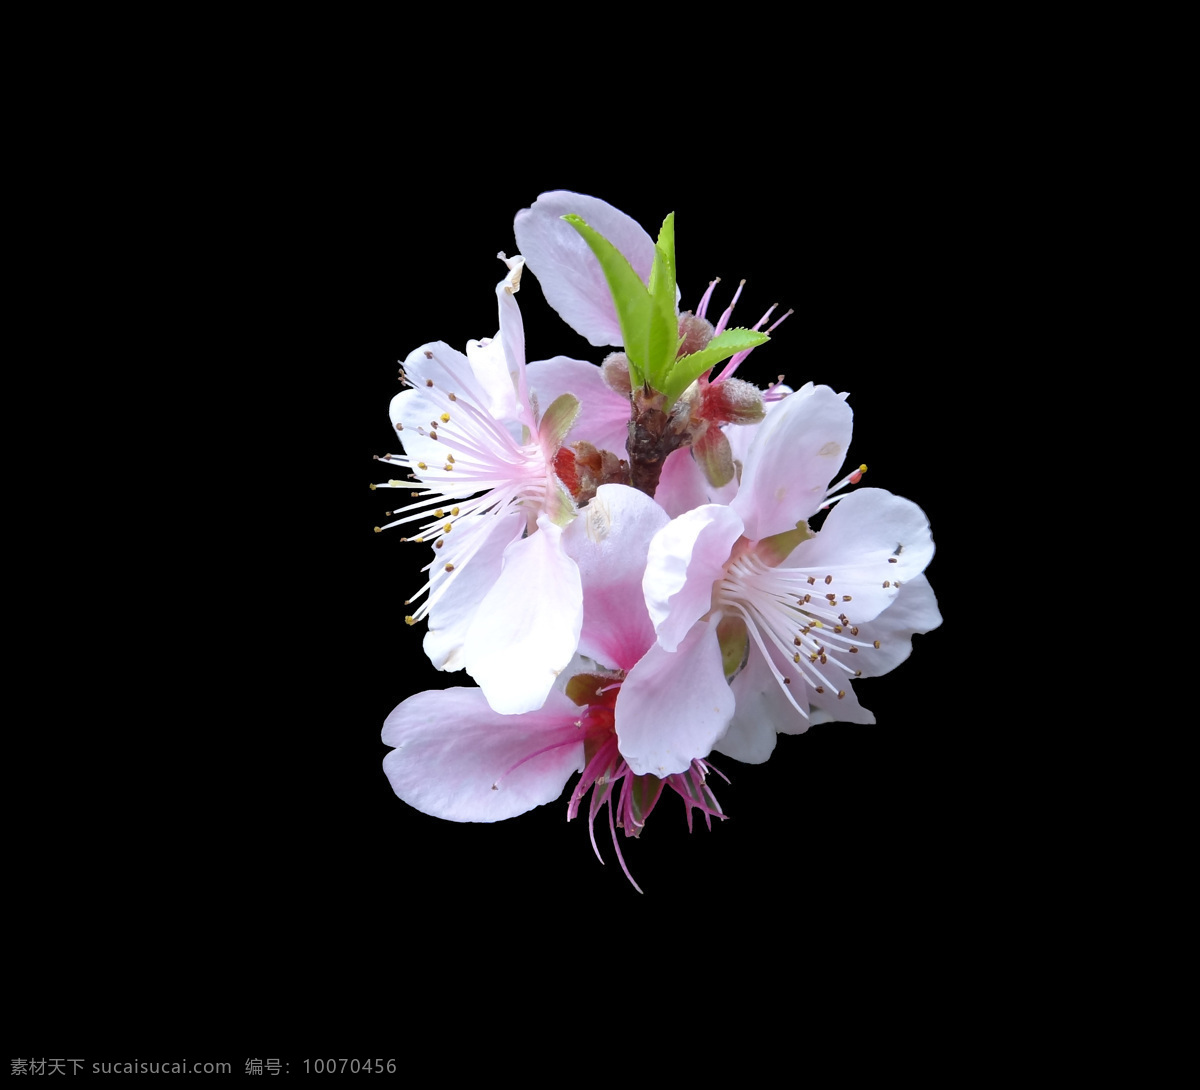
713 543 888 714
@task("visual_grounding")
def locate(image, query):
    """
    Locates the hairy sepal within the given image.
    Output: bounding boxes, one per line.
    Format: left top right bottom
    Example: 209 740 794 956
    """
538 392 581 455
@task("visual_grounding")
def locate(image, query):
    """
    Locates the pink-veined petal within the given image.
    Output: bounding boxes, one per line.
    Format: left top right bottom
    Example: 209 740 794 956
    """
644 504 744 653
381 687 584 822
615 615 735 777
464 515 583 714
526 355 630 455
655 448 712 519
733 383 854 540
392 342 501 498
514 191 657 347
561 484 668 672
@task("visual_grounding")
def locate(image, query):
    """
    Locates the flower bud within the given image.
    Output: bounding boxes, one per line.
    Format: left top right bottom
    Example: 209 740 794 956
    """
701 376 765 426
676 311 715 358
601 352 632 396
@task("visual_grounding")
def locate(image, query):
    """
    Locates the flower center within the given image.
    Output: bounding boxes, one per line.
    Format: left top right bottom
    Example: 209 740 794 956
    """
712 538 884 718
372 360 553 626
560 671 726 894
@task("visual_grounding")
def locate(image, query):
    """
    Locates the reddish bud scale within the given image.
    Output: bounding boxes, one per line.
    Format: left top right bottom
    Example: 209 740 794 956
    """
553 446 580 498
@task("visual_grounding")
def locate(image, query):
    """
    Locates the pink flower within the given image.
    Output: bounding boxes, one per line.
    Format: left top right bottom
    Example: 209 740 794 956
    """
382 484 728 891
374 255 604 714
515 191 791 503
637 382 941 765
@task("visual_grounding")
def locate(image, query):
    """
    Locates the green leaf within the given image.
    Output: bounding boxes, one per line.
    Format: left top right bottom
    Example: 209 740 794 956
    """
643 213 683 395
658 327 771 403
562 214 653 387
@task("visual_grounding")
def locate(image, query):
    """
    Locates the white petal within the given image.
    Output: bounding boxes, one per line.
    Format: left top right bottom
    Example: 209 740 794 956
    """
615 615 735 777
716 643 784 764
808 679 877 726
514 191 656 347
526 355 630 455
787 488 935 625
846 574 942 679
561 484 668 672
392 343 498 498
382 687 584 822
464 336 520 424
644 504 744 653
464 515 583 714
422 510 525 671
461 255 531 426
733 384 854 540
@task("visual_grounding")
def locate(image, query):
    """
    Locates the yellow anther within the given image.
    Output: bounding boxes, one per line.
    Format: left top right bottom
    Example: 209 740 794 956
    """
414 536 424 543
369 483 377 490
447 455 455 463
860 464 867 472
444 464 453 471
443 523 452 533
435 509 444 518
451 506 460 515
444 563 455 572
417 461 427 470
440 413 450 423
404 615 416 625
373 526 381 533
813 620 824 628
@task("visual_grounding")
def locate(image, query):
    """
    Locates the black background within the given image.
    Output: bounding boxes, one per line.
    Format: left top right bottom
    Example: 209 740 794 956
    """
17 140 981 1044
